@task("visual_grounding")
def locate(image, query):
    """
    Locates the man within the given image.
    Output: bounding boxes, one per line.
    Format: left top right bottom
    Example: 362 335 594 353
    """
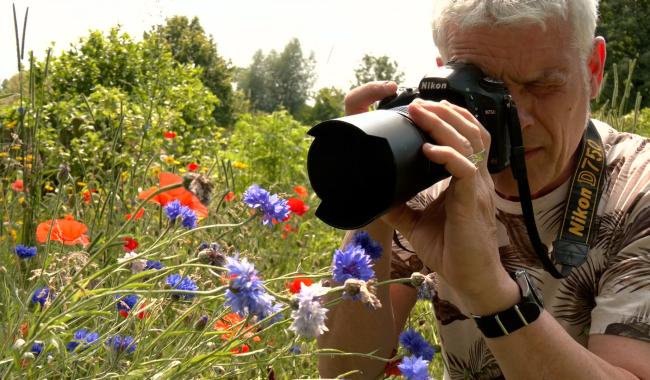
318 1 650 379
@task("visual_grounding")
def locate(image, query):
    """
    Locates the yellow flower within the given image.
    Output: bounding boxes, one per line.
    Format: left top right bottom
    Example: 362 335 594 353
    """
163 155 176 165
44 183 54 191
25 154 32 161
18 197 25 204
178 168 187 173
10 145 20 150
0 152 8 158
9 228 17 241
150 166 162 176
121 171 129 181
4 120 17 129
233 161 248 170
77 181 87 187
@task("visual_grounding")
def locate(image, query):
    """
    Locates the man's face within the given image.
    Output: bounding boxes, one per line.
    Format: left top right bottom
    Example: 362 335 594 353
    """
443 20 600 197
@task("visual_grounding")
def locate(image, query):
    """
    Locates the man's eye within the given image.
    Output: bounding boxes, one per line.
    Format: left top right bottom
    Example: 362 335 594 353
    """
528 82 563 93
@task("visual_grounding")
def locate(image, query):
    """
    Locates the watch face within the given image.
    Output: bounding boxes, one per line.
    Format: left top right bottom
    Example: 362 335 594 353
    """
514 270 544 307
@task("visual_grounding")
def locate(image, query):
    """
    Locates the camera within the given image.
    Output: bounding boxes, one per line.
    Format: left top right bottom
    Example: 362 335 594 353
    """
306 63 516 230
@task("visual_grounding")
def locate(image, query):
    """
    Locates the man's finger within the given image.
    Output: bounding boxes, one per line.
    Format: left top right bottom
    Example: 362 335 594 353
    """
344 81 398 115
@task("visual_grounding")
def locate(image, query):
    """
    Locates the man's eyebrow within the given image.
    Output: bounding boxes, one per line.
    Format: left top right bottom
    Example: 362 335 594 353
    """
518 69 568 84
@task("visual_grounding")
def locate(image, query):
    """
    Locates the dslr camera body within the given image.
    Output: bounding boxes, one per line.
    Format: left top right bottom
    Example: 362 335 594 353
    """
307 62 517 229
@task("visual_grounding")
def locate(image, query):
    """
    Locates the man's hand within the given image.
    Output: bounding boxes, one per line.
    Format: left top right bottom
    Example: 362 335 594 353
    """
345 82 518 314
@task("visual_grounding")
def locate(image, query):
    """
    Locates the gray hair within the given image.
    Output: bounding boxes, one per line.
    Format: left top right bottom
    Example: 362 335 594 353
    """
432 0 599 61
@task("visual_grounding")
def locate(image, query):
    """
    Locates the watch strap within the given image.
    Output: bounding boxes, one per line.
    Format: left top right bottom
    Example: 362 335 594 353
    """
472 301 542 338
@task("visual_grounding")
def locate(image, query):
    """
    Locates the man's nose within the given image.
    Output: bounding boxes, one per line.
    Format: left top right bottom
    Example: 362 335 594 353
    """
509 88 535 129
516 106 535 130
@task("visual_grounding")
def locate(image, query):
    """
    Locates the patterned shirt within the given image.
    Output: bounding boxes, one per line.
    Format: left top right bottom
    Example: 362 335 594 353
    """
391 120 650 380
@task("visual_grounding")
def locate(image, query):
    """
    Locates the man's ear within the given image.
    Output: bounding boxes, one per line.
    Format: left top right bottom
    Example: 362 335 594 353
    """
588 36 607 98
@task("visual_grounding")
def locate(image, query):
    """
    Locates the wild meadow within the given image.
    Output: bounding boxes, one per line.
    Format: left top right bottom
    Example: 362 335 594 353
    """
1 4 648 380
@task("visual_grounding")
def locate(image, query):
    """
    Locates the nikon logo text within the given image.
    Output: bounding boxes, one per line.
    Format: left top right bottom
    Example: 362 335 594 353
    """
569 187 593 237
421 82 447 91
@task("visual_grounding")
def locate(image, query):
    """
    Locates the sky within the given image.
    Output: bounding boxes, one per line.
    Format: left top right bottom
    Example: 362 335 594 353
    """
1 0 440 91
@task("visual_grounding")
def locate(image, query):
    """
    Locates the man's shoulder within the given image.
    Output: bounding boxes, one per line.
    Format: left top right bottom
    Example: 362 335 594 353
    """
594 118 650 213
593 118 650 157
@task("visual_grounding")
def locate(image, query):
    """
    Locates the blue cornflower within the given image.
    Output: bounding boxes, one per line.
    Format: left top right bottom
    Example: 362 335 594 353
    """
115 294 139 313
67 329 99 352
398 355 431 380
31 287 51 307
242 184 290 226
163 200 197 229
165 274 199 300
163 200 185 222
331 245 375 283
224 256 276 319
31 342 44 357
105 335 137 354
180 207 197 229
351 231 383 260
145 260 164 270
399 328 436 361
14 244 37 259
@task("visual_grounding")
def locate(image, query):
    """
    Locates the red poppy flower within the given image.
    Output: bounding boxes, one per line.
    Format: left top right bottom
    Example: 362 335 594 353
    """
384 348 402 376
231 345 250 354
286 277 313 294
164 131 177 139
214 313 260 354
36 214 90 247
82 189 97 204
224 191 236 202
83 190 91 204
136 302 149 319
11 179 24 192
293 185 308 199
123 237 139 252
187 162 199 172
126 208 145 221
384 358 402 376
287 197 309 216
137 172 208 218
120 302 149 319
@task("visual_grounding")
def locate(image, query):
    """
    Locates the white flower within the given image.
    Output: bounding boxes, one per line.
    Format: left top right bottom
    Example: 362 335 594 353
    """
118 251 146 274
289 282 330 338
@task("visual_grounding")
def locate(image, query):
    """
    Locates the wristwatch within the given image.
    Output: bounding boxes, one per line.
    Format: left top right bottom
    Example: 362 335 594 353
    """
472 270 544 338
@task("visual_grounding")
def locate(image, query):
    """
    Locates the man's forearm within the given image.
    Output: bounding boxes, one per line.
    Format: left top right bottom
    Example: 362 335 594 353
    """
317 221 396 379
485 310 639 379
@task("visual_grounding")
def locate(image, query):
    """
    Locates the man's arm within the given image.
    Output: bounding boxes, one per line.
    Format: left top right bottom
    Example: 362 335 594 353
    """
317 220 418 379
464 278 650 380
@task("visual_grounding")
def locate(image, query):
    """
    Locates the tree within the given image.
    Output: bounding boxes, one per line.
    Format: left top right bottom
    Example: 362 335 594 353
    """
596 0 650 108
352 54 405 88
23 26 220 179
151 16 235 125
298 86 345 125
238 38 316 117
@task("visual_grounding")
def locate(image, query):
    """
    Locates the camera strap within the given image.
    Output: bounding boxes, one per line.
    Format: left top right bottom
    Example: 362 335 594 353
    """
505 95 606 278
